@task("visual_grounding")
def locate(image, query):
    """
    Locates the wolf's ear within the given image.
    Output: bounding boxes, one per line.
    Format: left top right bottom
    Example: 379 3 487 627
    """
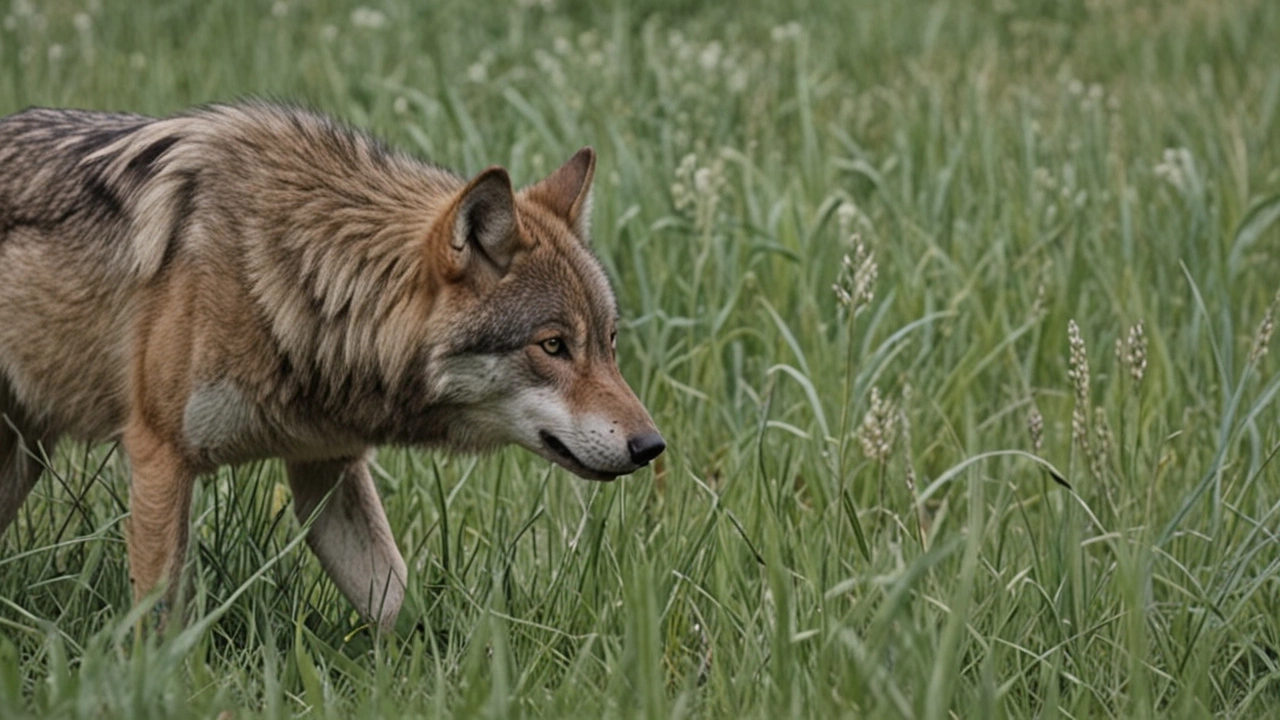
450 166 521 273
524 147 595 239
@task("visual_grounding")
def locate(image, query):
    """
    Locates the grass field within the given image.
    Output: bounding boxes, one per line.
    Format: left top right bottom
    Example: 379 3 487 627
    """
3 0 1280 717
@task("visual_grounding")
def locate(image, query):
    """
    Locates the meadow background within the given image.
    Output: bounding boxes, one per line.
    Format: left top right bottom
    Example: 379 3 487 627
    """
3 0 1280 717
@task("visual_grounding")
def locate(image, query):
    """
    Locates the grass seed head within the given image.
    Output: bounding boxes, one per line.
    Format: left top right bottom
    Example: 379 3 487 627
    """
859 386 896 465
1031 281 1047 320
834 234 877 315
1125 321 1147 384
1067 320 1090 406
1028 405 1044 453
671 152 725 233
1068 320 1091 449
771 21 802 43
350 6 387 29
1091 406 1113 479
1072 406 1090 453
1154 147 1191 193
837 201 860 237
671 153 699 213
1248 291 1278 366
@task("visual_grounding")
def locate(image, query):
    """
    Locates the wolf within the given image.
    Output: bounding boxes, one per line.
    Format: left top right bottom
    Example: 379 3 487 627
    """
0 103 665 628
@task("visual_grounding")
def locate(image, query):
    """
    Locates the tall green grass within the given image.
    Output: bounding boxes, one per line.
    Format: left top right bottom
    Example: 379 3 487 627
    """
3 0 1280 716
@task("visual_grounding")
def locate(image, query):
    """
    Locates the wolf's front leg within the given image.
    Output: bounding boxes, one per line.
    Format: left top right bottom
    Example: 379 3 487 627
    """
123 420 195 617
287 456 406 629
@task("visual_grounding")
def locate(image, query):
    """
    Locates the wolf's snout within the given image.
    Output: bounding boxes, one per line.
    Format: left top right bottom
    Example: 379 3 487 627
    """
627 431 666 466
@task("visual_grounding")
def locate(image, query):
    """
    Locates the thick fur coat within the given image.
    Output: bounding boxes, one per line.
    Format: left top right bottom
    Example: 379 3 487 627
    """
0 103 664 626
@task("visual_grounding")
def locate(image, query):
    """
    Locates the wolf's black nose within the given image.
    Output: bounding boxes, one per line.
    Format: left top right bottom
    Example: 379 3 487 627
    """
628 432 666 466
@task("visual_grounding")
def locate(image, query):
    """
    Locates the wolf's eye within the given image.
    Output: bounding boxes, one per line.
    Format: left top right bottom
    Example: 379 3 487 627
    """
540 338 567 357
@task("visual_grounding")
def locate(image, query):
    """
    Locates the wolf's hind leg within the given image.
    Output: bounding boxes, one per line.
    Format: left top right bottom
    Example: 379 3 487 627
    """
287 456 406 629
0 387 59 536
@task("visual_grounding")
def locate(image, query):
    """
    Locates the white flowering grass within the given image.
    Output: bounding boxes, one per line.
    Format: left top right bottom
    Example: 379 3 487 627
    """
2 1 1280 718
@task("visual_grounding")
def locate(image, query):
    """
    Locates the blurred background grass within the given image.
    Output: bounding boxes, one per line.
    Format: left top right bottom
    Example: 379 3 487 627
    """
2 0 1280 717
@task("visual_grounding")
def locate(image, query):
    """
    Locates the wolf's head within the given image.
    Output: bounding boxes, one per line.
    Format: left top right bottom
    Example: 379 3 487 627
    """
419 149 664 481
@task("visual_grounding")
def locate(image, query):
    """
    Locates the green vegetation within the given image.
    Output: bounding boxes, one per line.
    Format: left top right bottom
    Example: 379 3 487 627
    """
3 0 1280 716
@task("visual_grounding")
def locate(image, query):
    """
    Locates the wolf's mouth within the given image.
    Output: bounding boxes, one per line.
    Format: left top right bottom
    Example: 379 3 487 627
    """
539 431 623 482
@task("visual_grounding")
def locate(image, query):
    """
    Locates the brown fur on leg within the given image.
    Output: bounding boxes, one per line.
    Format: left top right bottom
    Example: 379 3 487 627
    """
123 419 195 614
287 456 407 629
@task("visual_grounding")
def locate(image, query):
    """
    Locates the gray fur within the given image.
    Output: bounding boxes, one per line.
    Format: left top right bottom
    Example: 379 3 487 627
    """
183 382 262 456
0 103 662 628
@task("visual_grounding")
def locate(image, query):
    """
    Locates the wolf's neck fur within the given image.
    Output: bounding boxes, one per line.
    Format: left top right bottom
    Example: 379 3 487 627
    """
200 106 463 431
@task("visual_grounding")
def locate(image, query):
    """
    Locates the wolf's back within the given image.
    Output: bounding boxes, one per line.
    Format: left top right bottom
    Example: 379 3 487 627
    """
0 108 203 279
0 109 151 244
